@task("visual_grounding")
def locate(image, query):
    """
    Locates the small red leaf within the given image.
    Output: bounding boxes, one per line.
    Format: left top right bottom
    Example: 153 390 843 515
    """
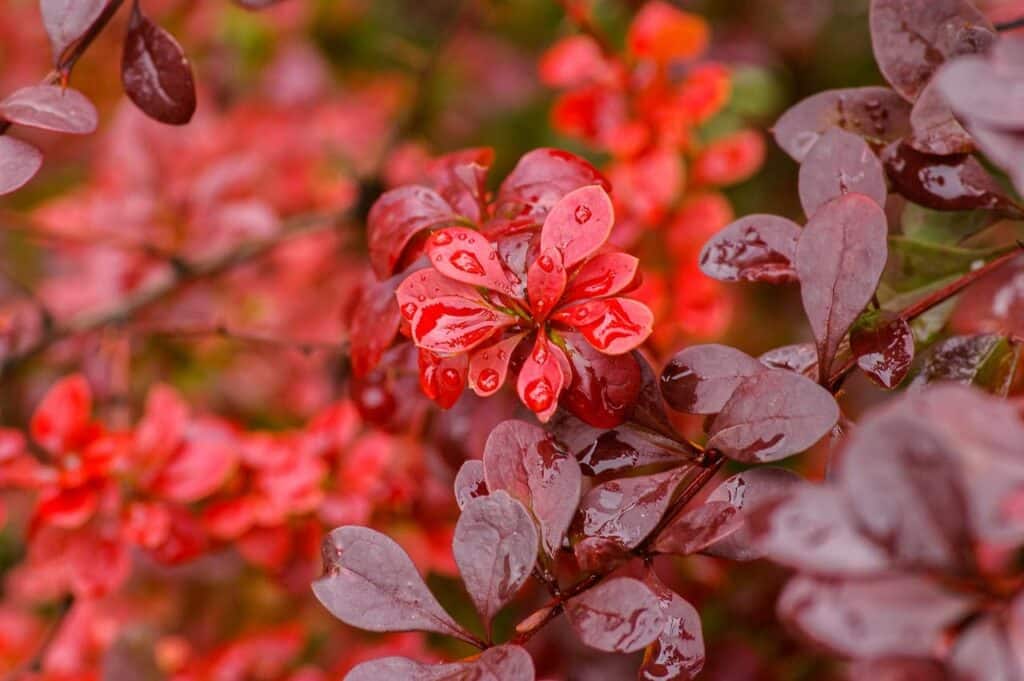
468 333 526 397
540 185 614 269
565 577 666 653
0 136 44 196
798 128 887 218
563 252 640 303
30 375 94 454
552 297 653 355
121 3 197 125
410 297 515 355
0 85 98 134
698 215 801 284
527 247 567 320
417 350 467 409
426 228 517 296
660 344 765 415
850 311 914 389
516 335 570 422
369 187 462 278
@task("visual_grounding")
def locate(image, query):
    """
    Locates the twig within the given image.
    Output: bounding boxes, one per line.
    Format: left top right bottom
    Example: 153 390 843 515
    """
996 16 1024 31
4 595 74 681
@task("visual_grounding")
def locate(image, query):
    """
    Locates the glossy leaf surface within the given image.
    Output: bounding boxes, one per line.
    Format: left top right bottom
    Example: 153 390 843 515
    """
345 645 535 681
0 85 98 134
798 128 887 217
660 344 764 415
698 215 800 284
565 577 666 653
850 311 914 389
121 4 197 125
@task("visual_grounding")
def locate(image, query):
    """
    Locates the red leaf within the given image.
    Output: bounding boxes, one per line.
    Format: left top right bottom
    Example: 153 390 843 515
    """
798 128 887 218
707 369 839 463
701 467 803 561
426 228 518 296
639 572 706 681
562 333 642 428
40 0 106 62
0 85 97 134
795 194 889 378
539 35 612 88
698 215 801 284
454 460 488 510
396 267 480 327
312 526 473 643
468 333 526 397
578 467 687 551
417 350 467 409
35 485 99 529
495 148 609 223
773 87 912 162
0 136 43 196
527 248 567 320
691 130 764 187
453 491 538 627
344 645 535 681
540 185 614 269
30 375 94 454
516 335 570 422
349 273 404 377
426 148 494 224
951 255 1024 338
563 252 640 304
869 0 994 101
850 311 915 389
627 2 709 63
121 3 197 125
553 297 653 355
369 187 462 278
147 437 237 503
660 344 765 414
565 577 666 653
410 297 515 355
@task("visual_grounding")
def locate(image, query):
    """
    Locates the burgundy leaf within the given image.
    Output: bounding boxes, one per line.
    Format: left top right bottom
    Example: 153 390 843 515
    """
495 148 609 223
707 369 839 463
312 526 473 643
758 343 819 378
966 125 1024 199
950 615 1021 681
651 501 742 556
882 142 1019 214
426 148 494 224
368 187 463 278
750 484 891 575
660 344 765 415
418 350 468 409
639 573 705 681
799 128 887 218
702 467 804 561
121 3 197 125
698 215 801 284
453 492 538 627
40 0 106 62
908 79 973 156
0 85 97 134
0 136 43 196
348 273 403 377
551 413 689 477
850 311 915 389
848 659 951 681
565 577 666 653
454 460 488 510
869 0 995 101
344 645 535 681
483 420 582 556
951 255 1024 338
935 52 1024 130
795 194 889 378
772 87 912 162
778 574 973 659
913 333 1015 390
562 333 642 428
578 467 687 550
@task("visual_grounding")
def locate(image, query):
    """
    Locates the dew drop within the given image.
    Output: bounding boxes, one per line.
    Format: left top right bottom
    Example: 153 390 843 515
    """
478 368 500 391
574 204 592 224
524 377 554 412
450 250 485 275
537 254 555 272
400 302 417 320
433 231 453 245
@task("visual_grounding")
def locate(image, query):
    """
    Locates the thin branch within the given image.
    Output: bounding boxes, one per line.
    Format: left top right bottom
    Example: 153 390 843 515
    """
137 323 348 356
4 595 74 681
996 16 1024 31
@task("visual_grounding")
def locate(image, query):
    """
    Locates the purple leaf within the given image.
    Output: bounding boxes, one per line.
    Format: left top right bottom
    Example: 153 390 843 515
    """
750 484 890 575
965 125 1024 199
651 501 741 556
778 575 973 659
698 215 801 284
0 136 43 196
936 52 1024 130
869 0 995 101
848 659 951 681
639 573 705 681
799 128 887 218
772 87 912 162
758 343 819 378
344 645 535 681
0 85 98 134
701 467 803 561
483 420 582 556
850 311 915 389
950 615 1020 681
951 255 1024 338
913 333 1016 391
707 369 839 463
312 526 473 644
908 79 973 156
551 413 689 477
367 187 462 278
660 344 765 415
578 467 688 551
795 194 889 378
453 492 538 627
121 3 196 126
565 577 666 653
454 460 488 510
40 0 106 62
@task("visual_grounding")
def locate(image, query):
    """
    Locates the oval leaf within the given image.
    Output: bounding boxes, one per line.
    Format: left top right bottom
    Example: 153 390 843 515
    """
121 4 197 125
652 501 742 556
0 136 43 196
698 215 801 284
640 573 705 681
702 467 804 561
565 577 666 653
579 467 688 551
0 85 98 134
345 645 535 681
798 127 887 218
850 311 914 389
41 0 106 62
540 185 614 269
660 344 765 415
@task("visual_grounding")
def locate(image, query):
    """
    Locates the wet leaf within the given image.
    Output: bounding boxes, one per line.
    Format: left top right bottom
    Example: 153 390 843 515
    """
639 572 705 681
698 215 801 284
540 185 614 269
562 333 642 429
913 334 1016 392
40 0 106 62
936 52 1024 130
950 255 1024 338
702 467 804 561
565 577 666 653
468 333 526 398
427 228 517 296
0 85 97 134
660 344 765 415
345 645 535 681
758 343 819 378
495 148 609 224
551 298 653 355
850 311 915 389
563 252 640 304
312 526 473 643
0 136 43 196
578 467 688 550
453 492 538 627
551 413 689 478
795 194 889 377
454 460 488 510
121 3 197 125
652 501 741 556
799 128 887 218
908 79 973 156
707 369 839 463
516 335 570 422
773 87 911 162
368 188 463 278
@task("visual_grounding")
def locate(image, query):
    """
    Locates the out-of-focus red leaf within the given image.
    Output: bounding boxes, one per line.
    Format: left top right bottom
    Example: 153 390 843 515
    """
30 375 94 454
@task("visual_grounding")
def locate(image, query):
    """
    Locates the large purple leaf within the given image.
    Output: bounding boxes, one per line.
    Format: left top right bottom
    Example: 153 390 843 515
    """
701 467 803 561
850 311 915 389
40 0 106 62
494 148 609 224
698 215 801 285
750 484 890 575
0 136 43 196
707 369 839 463
660 344 765 415
345 645 535 681
848 659 951 681
482 420 582 556
639 573 705 681
454 460 488 510
368 186 462 278
565 577 666 653
312 526 473 644
869 0 995 101
0 85 97 134
578 467 688 551
453 492 538 628
798 128 887 218
121 3 197 125
778 575 974 659
795 194 888 378
651 501 742 556
772 87 912 162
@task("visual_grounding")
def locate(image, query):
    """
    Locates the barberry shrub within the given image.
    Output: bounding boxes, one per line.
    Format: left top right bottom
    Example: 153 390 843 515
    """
1 0 1023 680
